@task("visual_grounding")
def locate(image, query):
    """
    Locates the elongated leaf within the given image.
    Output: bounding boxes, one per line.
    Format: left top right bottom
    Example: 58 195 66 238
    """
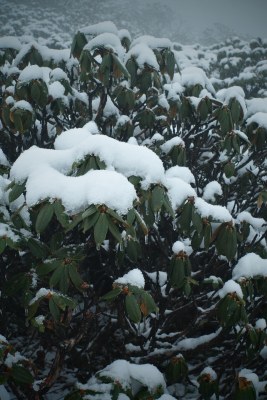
37 260 61 276
151 185 165 212
94 213 109 245
106 208 128 227
107 217 122 243
82 211 100 233
35 203 54 233
54 201 69 228
11 365 34 384
82 204 97 219
59 265 70 293
68 264 83 290
101 286 122 300
125 294 141 323
49 297 60 320
49 265 64 288
28 237 50 259
9 181 26 203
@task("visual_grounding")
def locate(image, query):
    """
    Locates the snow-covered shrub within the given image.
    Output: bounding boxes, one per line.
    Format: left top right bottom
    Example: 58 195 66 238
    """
0 22 267 399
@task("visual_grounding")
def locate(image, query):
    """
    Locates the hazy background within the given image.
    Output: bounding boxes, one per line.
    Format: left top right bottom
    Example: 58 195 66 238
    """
1 0 267 46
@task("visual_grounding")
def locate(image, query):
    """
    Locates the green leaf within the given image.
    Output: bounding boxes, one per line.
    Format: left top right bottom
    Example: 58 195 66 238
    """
53 201 69 228
151 185 165 212
107 218 122 243
94 213 109 245
11 365 34 384
140 291 158 316
101 286 122 300
27 238 50 259
68 264 83 290
112 54 129 78
50 264 64 288
35 202 54 233
82 211 100 233
49 297 60 320
37 260 61 276
8 181 26 203
0 238 6 254
125 294 141 323
106 208 128 227
59 265 70 293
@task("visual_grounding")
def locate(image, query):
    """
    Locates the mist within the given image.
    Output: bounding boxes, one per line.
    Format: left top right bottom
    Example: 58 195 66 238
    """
1 0 267 45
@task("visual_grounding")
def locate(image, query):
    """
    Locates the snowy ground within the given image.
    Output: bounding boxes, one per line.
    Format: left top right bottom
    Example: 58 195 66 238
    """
2 0 267 48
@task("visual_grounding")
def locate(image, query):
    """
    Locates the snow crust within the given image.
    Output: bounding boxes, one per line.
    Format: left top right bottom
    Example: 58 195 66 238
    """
181 66 215 94
200 366 217 381
115 268 145 288
99 359 166 392
232 253 267 279
176 328 222 350
18 64 44 82
84 32 125 58
218 279 243 299
165 166 195 184
131 35 172 50
0 36 21 50
80 21 118 37
11 100 33 112
246 111 267 130
125 43 159 70
202 181 222 202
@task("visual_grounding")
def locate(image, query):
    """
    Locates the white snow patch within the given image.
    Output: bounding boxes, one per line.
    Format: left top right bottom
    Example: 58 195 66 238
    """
115 268 145 289
125 43 159 70
218 279 243 299
202 181 222 202
232 253 267 279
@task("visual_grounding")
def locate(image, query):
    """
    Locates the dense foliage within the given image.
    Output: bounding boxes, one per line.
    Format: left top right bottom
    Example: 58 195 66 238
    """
0 22 267 399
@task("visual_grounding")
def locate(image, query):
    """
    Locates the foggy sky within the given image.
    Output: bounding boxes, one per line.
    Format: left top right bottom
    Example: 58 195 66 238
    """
2 0 267 45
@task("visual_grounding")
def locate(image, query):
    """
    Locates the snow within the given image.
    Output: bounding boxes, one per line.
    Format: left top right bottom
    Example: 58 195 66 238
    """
160 137 185 154
131 35 172 50
48 81 66 99
236 211 266 231
165 177 196 210
0 385 10 400
218 280 243 299
125 43 159 70
29 288 52 305
98 359 166 392
4 352 27 368
145 271 167 287
216 85 247 115
115 269 145 289
11 126 165 209
255 319 266 330
195 197 232 222
54 122 98 150
200 366 217 381
84 33 125 59
11 100 33 113
0 149 9 166
246 98 267 118
175 328 222 350
232 253 267 280
202 181 222 202
181 66 215 94
49 67 69 82
18 64 44 82
92 95 120 118
25 167 137 215
0 36 21 50
165 165 195 184
80 21 118 37
239 369 259 393
0 223 20 242
172 241 186 254
246 112 267 130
